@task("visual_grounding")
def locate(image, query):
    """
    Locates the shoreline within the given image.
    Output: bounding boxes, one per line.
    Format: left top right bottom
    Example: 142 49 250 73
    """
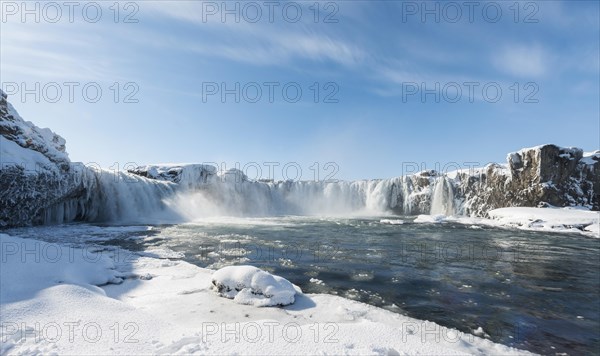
1 233 534 355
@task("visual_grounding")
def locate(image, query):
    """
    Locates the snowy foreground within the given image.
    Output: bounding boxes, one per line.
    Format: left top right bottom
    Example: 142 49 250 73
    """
0 234 533 355
414 207 599 238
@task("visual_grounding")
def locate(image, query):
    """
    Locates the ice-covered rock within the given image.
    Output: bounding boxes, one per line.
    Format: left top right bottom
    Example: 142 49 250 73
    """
211 265 299 307
128 164 216 189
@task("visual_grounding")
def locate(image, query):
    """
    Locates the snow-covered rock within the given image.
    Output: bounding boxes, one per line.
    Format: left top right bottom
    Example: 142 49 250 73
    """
211 265 299 307
0 90 70 171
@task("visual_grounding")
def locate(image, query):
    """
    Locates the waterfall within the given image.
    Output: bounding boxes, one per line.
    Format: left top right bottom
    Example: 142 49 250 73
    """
168 179 386 219
41 168 180 224
94 170 179 223
39 165 462 224
430 176 455 216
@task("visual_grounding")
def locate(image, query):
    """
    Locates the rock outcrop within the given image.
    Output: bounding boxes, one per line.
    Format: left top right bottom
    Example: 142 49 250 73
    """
453 146 599 216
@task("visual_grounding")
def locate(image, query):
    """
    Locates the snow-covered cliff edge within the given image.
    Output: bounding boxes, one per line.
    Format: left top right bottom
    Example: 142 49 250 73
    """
1 91 598 227
0 89 90 226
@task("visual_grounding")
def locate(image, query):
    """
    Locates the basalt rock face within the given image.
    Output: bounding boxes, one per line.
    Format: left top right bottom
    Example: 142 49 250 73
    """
454 145 599 217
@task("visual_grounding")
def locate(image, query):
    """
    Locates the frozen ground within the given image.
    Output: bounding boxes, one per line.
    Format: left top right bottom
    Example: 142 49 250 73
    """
0 233 533 355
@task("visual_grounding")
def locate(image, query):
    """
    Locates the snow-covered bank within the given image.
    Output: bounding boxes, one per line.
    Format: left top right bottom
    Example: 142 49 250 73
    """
488 207 599 236
414 207 600 238
0 234 533 355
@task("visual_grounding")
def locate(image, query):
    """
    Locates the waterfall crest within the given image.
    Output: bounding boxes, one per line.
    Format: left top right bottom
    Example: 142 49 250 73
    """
40 166 461 224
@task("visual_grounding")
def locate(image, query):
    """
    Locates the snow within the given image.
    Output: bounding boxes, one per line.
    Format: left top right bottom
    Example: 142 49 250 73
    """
581 151 600 165
211 265 299 307
444 164 508 180
512 144 579 156
488 207 599 237
1 95 70 169
0 135 55 172
0 233 533 355
412 207 599 238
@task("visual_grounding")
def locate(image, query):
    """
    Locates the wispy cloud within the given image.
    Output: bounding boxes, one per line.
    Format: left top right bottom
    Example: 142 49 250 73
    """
141 1 366 67
184 32 365 67
1 21 134 82
492 45 547 78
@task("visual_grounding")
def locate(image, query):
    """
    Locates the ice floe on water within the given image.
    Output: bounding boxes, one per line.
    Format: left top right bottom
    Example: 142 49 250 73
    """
309 278 325 285
413 214 447 223
380 218 404 225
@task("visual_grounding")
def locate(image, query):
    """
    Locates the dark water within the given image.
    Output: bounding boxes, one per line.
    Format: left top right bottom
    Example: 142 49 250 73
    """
7 216 600 355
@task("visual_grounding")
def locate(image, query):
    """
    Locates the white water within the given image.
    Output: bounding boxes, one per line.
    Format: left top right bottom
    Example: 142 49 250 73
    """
170 179 390 219
41 167 458 224
43 168 180 224
430 176 456 216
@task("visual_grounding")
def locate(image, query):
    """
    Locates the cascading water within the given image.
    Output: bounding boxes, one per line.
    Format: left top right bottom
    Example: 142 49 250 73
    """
41 168 180 224
94 170 179 223
169 177 383 219
41 165 460 224
430 176 455 216
165 170 451 220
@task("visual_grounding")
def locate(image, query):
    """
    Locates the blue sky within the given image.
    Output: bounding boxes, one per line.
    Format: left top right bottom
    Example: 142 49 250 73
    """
1 0 598 180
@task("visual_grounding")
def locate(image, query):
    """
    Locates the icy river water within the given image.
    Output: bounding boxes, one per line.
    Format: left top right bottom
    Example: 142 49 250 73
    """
7 216 600 355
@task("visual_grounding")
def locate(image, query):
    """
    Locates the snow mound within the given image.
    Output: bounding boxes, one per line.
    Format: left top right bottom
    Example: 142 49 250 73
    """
211 265 299 307
0 234 124 304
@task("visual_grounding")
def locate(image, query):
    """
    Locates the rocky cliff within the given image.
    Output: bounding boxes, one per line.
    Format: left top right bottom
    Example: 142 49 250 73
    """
0 89 100 227
1 91 598 227
454 145 599 216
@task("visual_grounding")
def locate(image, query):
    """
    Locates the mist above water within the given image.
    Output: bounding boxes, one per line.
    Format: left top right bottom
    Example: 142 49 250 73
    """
41 167 459 224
